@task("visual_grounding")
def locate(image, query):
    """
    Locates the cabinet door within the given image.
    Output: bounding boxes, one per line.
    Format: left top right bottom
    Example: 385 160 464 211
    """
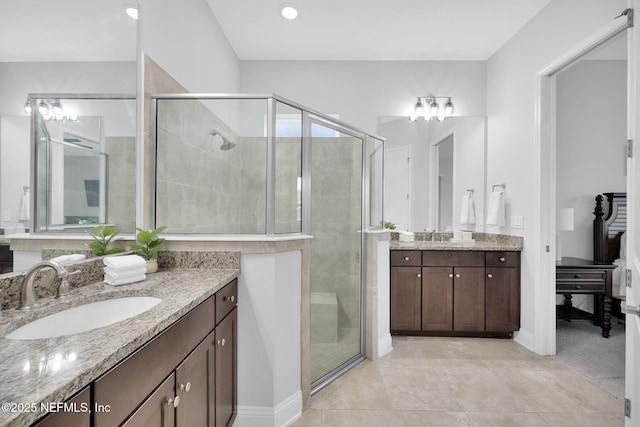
390 266 422 330
421 267 453 331
453 267 485 331
176 330 215 427
215 307 237 427
122 374 176 427
33 387 90 427
485 267 520 331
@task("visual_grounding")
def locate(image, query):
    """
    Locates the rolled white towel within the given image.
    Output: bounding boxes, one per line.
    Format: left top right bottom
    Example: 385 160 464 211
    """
67 254 87 262
104 274 146 286
103 255 146 270
50 255 71 264
104 267 147 282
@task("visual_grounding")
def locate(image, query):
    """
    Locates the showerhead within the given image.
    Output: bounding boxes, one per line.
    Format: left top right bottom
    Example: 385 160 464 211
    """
211 131 236 151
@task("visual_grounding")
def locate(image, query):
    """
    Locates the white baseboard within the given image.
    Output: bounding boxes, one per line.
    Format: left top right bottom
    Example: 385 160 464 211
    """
377 333 393 359
235 391 302 427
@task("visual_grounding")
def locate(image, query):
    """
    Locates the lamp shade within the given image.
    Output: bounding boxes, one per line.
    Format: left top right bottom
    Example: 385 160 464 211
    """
557 207 574 231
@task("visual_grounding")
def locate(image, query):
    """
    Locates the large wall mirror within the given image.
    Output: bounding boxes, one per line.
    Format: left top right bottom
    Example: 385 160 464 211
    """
33 96 136 233
378 116 486 233
0 1 137 237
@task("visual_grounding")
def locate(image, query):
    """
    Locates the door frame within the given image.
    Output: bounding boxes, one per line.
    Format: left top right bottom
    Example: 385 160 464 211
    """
535 16 631 356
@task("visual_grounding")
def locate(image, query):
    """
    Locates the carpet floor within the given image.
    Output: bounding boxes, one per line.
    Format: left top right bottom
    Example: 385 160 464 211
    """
554 318 625 401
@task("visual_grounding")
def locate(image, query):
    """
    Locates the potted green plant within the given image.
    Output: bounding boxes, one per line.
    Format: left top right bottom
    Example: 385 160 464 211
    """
89 226 126 256
128 226 167 273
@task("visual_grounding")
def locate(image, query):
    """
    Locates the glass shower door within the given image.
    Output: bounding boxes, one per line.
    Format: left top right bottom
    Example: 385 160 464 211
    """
309 119 364 389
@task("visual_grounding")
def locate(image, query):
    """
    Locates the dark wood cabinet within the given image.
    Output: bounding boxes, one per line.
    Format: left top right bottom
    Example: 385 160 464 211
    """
122 374 177 427
215 307 237 427
32 387 90 427
421 267 452 331
452 267 485 331
176 330 216 427
390 266 422 330
33 278 238 427
391 250 520 336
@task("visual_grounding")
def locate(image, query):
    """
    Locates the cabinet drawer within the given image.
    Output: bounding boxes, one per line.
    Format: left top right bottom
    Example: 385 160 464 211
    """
422 250 484 267
390 250 421 266
216 278 238 325
556 282 605 292
556 271 605 281
556 270 605 293
485 251 519 268
94 295 215 427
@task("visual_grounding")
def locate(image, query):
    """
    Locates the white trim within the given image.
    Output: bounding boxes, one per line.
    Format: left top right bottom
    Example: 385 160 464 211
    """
235 391 303 427
535 17 629 356
377 333 394 359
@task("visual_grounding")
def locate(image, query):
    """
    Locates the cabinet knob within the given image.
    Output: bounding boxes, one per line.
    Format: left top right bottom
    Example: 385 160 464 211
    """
576 285 582 290
448 273 454 278
218 338 226 347
499 257 506 262
417 273 422 278
180 382 191 393
574 274 582 278
487 273 493 279
223 295 235 302
455 274 461 278
167 396 180 408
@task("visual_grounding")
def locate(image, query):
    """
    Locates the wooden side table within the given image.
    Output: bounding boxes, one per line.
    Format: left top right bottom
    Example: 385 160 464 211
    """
556 257 617 338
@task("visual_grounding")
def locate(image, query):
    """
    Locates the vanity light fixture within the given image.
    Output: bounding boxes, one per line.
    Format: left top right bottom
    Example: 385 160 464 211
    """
409 96 455 122
280 3 298 20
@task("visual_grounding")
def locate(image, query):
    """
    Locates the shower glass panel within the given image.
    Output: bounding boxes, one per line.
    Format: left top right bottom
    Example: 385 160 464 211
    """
155 98 268 233
368 136 384 228
310 120 364 386
274 101 302 234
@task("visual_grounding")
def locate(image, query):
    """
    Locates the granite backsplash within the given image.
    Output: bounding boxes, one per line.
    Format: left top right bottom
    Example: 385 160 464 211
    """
0 250 240 311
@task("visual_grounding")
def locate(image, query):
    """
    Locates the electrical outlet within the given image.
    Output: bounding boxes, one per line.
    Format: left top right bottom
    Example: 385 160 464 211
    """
511 215 524 229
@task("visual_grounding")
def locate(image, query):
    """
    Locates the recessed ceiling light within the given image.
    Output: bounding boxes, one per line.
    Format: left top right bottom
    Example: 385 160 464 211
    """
280 3 298 20
125 5 138 20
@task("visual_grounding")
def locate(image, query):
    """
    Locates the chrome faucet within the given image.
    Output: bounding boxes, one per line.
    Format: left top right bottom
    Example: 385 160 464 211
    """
17 260 70 310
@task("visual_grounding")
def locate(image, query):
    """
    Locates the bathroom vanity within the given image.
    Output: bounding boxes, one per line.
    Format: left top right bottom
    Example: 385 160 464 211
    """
0 268 239 427
390 235 522 337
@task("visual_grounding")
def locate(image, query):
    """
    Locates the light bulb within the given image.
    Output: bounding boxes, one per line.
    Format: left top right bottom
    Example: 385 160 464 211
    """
414 99 423 117
51 100 63 116
429 100 439 118
38 100 49 115
444 98 454 116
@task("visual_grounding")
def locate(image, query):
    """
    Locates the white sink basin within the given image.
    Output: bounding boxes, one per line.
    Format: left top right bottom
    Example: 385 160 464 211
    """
6 296 162 340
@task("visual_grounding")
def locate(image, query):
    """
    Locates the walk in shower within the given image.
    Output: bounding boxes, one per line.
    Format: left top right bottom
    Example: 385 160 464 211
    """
152 94 384 391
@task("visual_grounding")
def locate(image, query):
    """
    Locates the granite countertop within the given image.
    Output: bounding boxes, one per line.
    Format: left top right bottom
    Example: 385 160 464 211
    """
389 232 523 251
389 240 523 251
0 268 239 427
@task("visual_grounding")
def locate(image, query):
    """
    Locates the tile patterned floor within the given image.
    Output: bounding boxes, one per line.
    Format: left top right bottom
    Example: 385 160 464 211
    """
292 336 624 427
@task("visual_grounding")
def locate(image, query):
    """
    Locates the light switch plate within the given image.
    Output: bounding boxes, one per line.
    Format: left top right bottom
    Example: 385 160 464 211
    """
511 215 524 229
2 211 10 221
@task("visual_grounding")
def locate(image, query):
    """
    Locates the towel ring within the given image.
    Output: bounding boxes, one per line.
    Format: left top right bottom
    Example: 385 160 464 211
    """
492 183 506 192
466 188 474 195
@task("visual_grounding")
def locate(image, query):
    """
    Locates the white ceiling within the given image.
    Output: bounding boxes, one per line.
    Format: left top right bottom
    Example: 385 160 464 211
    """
206 0 553 60
0 0 554 62
0 0 136 62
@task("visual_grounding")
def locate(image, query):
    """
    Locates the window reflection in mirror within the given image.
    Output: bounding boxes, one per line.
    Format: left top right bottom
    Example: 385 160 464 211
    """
33 96 136 233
